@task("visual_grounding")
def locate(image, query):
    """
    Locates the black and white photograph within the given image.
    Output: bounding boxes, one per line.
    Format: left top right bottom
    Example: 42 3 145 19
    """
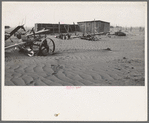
4 2 146 86
2 1 147 121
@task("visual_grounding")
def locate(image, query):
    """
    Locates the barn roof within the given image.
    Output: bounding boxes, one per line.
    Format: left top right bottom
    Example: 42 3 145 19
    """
77 20 110 24
35 23 75 25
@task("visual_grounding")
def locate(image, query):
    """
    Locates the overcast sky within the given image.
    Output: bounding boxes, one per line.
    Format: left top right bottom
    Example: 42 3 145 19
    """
2 2 147 28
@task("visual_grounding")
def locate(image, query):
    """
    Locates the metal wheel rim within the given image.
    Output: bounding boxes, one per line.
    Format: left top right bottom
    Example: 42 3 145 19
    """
45 38 55 54
39 38 55 56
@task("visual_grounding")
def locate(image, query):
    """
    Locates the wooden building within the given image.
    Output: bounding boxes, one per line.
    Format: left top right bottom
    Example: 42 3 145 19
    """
35 23 80 34
77 20 110 34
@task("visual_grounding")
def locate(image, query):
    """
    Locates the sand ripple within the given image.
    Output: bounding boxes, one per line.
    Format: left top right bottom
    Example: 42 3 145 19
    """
5 34 145 86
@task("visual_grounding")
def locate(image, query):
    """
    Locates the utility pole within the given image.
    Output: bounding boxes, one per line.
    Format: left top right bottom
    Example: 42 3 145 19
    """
58 22 60 34
94 19 95 35
73 22 76 35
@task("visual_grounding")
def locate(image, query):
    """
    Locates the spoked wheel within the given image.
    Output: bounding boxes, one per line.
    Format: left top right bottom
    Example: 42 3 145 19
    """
38 38 55 56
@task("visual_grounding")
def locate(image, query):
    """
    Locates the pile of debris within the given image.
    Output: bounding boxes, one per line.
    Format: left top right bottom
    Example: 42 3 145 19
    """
115 30 126 36
80 34 100 41
55 33 71 40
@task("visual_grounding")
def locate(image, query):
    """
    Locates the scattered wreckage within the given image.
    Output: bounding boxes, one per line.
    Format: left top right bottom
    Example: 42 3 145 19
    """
5 23 126 57
55 30 126 41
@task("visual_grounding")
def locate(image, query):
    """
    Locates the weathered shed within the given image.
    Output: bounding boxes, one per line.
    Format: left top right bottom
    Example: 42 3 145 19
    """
77 20 110 34
35 23 80 34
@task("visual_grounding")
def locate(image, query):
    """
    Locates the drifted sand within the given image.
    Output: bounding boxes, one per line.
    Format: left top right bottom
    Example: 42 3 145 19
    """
5 31 145 86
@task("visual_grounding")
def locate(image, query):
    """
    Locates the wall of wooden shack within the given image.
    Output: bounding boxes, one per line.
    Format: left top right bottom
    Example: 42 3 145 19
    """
35 23 80 34
77 21 110 34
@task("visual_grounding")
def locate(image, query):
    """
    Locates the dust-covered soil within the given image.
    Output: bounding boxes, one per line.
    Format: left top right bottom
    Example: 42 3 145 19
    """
4 30 145 86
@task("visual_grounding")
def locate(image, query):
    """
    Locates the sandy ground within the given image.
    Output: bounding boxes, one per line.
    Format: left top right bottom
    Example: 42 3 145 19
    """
5 30 145 86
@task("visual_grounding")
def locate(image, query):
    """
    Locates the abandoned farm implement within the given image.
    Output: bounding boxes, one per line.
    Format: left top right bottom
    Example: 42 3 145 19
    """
5 25 55 57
